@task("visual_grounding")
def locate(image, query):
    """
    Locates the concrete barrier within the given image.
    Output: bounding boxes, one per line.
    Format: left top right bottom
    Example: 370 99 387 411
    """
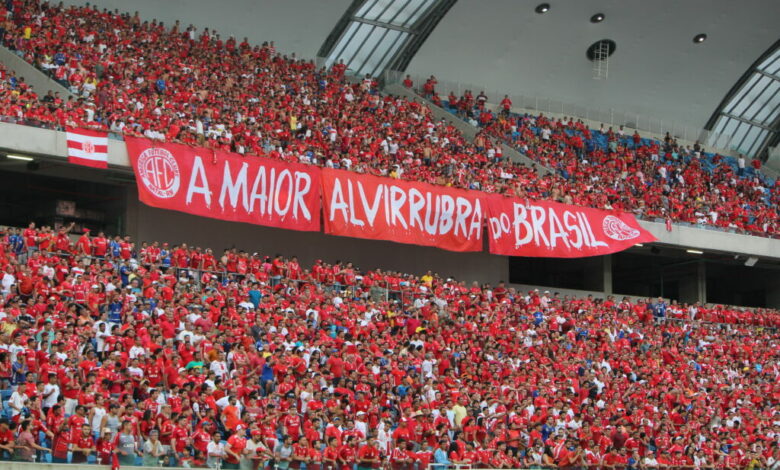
0 121 130 167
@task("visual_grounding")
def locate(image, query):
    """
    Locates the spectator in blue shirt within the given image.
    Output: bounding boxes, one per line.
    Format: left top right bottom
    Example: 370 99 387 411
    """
260 357 274 396
432 441 450 470
160 246 171 267
651 297 667 322
541 418 555 441
109 238 121 258
11 357 28 386
108 299 123 324
119 262 132 286
248 283 262 308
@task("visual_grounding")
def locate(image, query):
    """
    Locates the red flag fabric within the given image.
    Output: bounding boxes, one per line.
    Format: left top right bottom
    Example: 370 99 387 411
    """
125 137 322 232
66 127 109 168
321 169 484 252
485 194 656 257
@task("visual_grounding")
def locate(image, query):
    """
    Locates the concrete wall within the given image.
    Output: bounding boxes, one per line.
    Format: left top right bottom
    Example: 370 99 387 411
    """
0 47 74 98
126 190 509 284
639 219 780 261
59 0 350 59
0 122 130 167
406 0 779 131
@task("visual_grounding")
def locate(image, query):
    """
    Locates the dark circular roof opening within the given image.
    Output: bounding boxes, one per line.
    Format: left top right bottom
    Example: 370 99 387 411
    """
693 33 707 44
535 3 550 14
586 39 617 61
590 13 605 23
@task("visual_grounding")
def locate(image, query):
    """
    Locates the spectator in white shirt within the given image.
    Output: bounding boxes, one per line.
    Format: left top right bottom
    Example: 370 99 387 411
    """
8 389 28 417
42 374 60 409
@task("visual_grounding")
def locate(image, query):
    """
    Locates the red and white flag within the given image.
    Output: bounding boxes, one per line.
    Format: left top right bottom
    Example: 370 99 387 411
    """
66 127 109 168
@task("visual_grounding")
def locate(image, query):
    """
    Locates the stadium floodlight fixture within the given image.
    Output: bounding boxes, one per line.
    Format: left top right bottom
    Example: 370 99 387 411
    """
686 249 704 255
535 3 550 14
693 34 707 44
6 154 34 161
590 13 605 23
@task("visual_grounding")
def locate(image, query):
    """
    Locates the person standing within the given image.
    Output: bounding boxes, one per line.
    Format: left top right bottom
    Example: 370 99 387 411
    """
142 429 165 467
356 438 380 470
115 420 139 466
274 436 294 470
13 420 50 461
207 432 226 469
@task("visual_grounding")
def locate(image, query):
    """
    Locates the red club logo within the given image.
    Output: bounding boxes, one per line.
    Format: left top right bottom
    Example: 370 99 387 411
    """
82 140 95 155
137 147 181 199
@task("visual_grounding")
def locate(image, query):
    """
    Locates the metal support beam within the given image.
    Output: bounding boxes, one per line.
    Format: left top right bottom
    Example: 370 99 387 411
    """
350 17 414 34
720 112 773 131
755 68 780 82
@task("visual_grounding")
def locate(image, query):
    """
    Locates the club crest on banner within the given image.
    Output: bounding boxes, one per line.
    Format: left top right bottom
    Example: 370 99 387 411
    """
137 147 181 199
602 215 641 241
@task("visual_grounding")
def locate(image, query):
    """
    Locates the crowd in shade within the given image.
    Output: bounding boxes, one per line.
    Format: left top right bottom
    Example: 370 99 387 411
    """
0 0 777 240
0 223 778 469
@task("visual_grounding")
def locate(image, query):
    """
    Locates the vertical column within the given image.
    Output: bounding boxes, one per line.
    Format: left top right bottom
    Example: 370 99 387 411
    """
603 254 613 295
697 260 707 304
125 186 140 242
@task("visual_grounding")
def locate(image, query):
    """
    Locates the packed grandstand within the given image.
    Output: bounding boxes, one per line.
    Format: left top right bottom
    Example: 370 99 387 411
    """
0 0 779 469
0 223 779 469
0 0 778 238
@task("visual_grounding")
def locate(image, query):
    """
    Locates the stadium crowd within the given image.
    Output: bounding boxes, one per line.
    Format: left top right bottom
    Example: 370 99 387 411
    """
415 80 779 238
0 223 778 469
0 0 777 240
0 3 779 465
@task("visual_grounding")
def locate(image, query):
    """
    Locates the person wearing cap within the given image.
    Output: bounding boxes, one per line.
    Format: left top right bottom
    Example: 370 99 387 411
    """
243 429 272 470
94 427 116 465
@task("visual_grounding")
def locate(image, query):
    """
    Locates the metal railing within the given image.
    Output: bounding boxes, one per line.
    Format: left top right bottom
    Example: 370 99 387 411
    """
382 70 741 157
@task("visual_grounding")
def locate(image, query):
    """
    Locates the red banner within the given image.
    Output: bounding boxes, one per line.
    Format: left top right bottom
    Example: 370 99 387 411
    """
486 195 656 257
126 138 321 232
321 169 484 252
